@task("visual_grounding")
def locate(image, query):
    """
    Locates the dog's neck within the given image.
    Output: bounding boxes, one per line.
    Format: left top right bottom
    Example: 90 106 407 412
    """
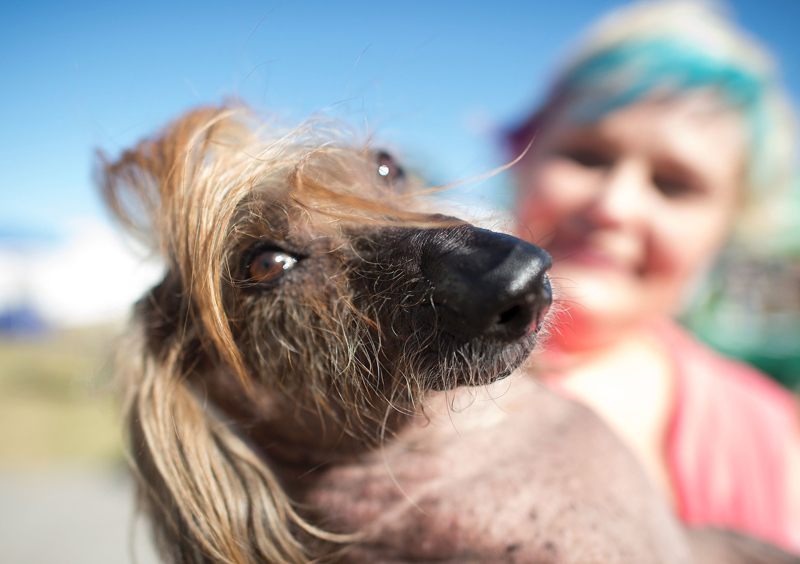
201 369 415 474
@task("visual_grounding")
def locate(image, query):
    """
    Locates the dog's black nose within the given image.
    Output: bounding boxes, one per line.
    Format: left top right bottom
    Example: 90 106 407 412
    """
423 226 552 343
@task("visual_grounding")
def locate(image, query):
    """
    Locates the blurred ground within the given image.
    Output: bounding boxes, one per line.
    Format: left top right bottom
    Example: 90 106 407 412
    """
0 325 159 564
0 468 159 564
0 326 121 465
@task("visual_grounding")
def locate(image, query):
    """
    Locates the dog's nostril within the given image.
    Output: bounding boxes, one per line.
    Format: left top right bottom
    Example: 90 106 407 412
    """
497 305 522 326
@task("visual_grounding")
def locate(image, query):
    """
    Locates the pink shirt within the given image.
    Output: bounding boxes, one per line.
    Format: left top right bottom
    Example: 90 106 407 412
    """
656 320 798 550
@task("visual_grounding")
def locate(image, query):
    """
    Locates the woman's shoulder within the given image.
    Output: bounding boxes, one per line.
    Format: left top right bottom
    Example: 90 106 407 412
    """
653 318 795 416
654 318 798 548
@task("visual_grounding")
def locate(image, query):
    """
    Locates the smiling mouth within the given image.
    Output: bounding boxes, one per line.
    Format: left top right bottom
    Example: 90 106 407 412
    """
550 237 641 275
562 247 625 270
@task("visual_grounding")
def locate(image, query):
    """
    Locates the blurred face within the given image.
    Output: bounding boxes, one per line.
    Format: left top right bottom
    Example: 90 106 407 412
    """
515 93 746 348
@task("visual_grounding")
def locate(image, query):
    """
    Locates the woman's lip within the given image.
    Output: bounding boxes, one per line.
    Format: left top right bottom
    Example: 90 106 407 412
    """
552 244 634 272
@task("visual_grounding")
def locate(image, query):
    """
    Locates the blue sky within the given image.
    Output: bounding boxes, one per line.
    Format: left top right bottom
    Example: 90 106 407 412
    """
2 0 799 241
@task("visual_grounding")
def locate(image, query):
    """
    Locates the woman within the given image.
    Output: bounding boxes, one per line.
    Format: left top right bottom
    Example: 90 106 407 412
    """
507 0 800 551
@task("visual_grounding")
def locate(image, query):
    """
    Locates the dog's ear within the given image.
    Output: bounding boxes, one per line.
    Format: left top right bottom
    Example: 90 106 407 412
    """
98 107 259 383
97 106 258 264
121 305 348 564
98 107 221 252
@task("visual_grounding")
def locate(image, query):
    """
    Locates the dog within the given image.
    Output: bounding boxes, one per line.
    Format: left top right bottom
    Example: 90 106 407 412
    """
103 106 799 564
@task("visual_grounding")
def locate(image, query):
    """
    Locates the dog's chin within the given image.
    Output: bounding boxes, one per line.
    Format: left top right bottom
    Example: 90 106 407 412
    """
416 330 540 392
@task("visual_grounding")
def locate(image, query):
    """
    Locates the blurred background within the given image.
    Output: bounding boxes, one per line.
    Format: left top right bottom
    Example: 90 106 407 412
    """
1 1 798 562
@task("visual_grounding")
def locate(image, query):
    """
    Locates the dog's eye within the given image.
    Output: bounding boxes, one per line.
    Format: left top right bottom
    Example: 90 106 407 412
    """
376 151 405 183
249 249 298 283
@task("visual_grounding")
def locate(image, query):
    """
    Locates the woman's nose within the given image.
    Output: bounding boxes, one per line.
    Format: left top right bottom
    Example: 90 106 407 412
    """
585 161 649 228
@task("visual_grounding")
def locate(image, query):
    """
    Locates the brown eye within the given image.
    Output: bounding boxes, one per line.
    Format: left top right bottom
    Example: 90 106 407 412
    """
653 177 692 200
560 148 612 169
653 174 697 199
248 249 298 283
375 151 405 183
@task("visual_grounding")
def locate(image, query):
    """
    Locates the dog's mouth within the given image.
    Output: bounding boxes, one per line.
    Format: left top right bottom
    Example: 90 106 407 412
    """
407 312 548 392
377 273 551 392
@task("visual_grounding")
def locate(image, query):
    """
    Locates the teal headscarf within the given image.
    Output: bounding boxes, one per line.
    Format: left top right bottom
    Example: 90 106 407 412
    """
555 37 772 190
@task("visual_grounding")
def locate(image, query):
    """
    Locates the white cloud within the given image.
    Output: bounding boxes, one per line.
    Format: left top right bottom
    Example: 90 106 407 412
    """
2 218 164 327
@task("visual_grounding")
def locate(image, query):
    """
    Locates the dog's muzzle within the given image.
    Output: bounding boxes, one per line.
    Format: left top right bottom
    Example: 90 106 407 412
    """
421 226 552 343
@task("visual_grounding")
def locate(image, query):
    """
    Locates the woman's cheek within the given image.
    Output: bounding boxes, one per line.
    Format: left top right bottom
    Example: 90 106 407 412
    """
518 164 584 230
515 177 559 242
645 211 724 306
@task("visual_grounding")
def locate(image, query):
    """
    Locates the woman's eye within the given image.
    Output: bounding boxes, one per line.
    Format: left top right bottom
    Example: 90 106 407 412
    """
559 148 612 169
248 249 298 283
653 175 696 199
375 151 405 183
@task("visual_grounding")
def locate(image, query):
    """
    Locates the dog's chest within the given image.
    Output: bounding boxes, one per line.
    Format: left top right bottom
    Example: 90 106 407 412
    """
301 380 691 564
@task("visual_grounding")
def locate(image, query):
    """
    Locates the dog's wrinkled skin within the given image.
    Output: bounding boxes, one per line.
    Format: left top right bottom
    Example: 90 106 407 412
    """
104 107 798 564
